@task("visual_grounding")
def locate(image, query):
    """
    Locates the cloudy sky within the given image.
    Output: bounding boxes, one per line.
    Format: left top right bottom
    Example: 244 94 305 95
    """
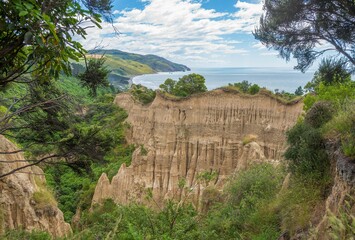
79 0 301 68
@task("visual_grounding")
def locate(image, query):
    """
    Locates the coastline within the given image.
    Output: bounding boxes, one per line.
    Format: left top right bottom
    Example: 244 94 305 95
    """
130 67 314 92
130 69 191 87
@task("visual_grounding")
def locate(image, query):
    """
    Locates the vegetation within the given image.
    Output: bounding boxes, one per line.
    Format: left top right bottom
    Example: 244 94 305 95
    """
228 80 260 95
254 0 355 72
32 176 58 209
159 74 207 97
78 57 111 96
0 0 116 179
130 84 156 104
1 0 355 239
42 92 134 221
0 0 113 86
305 58 352 93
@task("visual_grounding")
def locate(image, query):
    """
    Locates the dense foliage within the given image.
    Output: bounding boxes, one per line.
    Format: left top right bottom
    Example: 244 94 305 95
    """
0 0 113 86
130 84 156 104
159 74 207 97
0 0 115 178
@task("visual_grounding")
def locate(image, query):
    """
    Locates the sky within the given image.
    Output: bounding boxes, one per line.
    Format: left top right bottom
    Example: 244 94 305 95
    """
78 0 308 69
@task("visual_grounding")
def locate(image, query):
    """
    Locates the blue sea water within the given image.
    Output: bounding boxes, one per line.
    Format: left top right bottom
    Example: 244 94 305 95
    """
132 67 315 93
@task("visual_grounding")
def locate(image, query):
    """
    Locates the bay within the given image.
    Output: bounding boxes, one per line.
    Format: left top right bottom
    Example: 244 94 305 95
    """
132 67 315 93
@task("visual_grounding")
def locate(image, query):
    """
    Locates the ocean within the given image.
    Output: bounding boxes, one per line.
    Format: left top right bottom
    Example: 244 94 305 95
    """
132 67 315 93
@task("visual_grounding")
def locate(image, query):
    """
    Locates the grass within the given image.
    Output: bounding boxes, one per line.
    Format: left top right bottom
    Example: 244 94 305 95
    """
32 176 57 209
242 134 258 145
104 55 155 76
322 101 355 159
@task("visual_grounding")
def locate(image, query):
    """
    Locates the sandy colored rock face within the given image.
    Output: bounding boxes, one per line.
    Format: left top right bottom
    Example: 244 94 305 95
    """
0 135 72 237
92 90 304 207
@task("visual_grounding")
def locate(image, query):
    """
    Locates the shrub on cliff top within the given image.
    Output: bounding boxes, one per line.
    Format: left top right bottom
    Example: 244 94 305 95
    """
130 84 156 104
159 73 207 97
229 80 260 95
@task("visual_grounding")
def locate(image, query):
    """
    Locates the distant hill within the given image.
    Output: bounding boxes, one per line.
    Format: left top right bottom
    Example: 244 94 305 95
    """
75 49 190 89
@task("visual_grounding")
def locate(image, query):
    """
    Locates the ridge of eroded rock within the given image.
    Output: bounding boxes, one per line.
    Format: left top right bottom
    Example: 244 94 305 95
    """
92 90 304 207
0 135 72 237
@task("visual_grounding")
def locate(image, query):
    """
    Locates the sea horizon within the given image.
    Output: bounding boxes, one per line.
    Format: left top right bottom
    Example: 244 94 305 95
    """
132 67 315 93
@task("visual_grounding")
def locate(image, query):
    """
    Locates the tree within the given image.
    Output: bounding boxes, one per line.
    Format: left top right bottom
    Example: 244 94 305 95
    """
0 0 114 178
0 0 112 87
304 58 352 93
175 74 207 97
159 74 207 97
159 78 176 95
294 86 304 96
233 80 251 93
248 84 260 95
254 0 355 72
78 57 110 96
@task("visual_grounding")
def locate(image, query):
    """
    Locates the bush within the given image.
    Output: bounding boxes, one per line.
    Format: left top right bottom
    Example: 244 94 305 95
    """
303 81 355 111
202 163 285 239
305 58 351 93
248 84 260 95
159 74 207 97
1 230 51 240
76 199 199 240
130 84 156 104
323 101 355 159
305 101 334 128
284 122 330 179
233 80 251 93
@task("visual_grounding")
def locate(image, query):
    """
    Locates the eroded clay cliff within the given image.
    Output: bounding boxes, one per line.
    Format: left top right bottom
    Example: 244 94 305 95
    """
0 135 72 237
92 90 304 207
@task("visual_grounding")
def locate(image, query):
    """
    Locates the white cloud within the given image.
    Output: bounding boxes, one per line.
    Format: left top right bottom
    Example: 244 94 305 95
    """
252 42 266 50
234 1 263 31
260 52 278 56
78 0 264 67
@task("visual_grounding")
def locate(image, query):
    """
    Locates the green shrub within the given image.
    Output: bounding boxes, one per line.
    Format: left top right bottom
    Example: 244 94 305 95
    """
202 163 285 239
232 80 251 93
1 230 51 240
248 84 260 95
130 84 156 104
140 144 148 156
284 122 330 179
303 81 355 111
323 101 355 159
278 177 324 235
305 101 334 128
159 74 207 97
76 199 199 240
305 58 351 93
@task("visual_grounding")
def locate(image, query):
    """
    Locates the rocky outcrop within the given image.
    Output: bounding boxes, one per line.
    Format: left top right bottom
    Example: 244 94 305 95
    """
312 151 355 239
0 135 72 237
92 90 304 207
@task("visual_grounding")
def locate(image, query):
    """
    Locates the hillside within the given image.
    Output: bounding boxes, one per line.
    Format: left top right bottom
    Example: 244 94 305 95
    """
82 50 190 89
